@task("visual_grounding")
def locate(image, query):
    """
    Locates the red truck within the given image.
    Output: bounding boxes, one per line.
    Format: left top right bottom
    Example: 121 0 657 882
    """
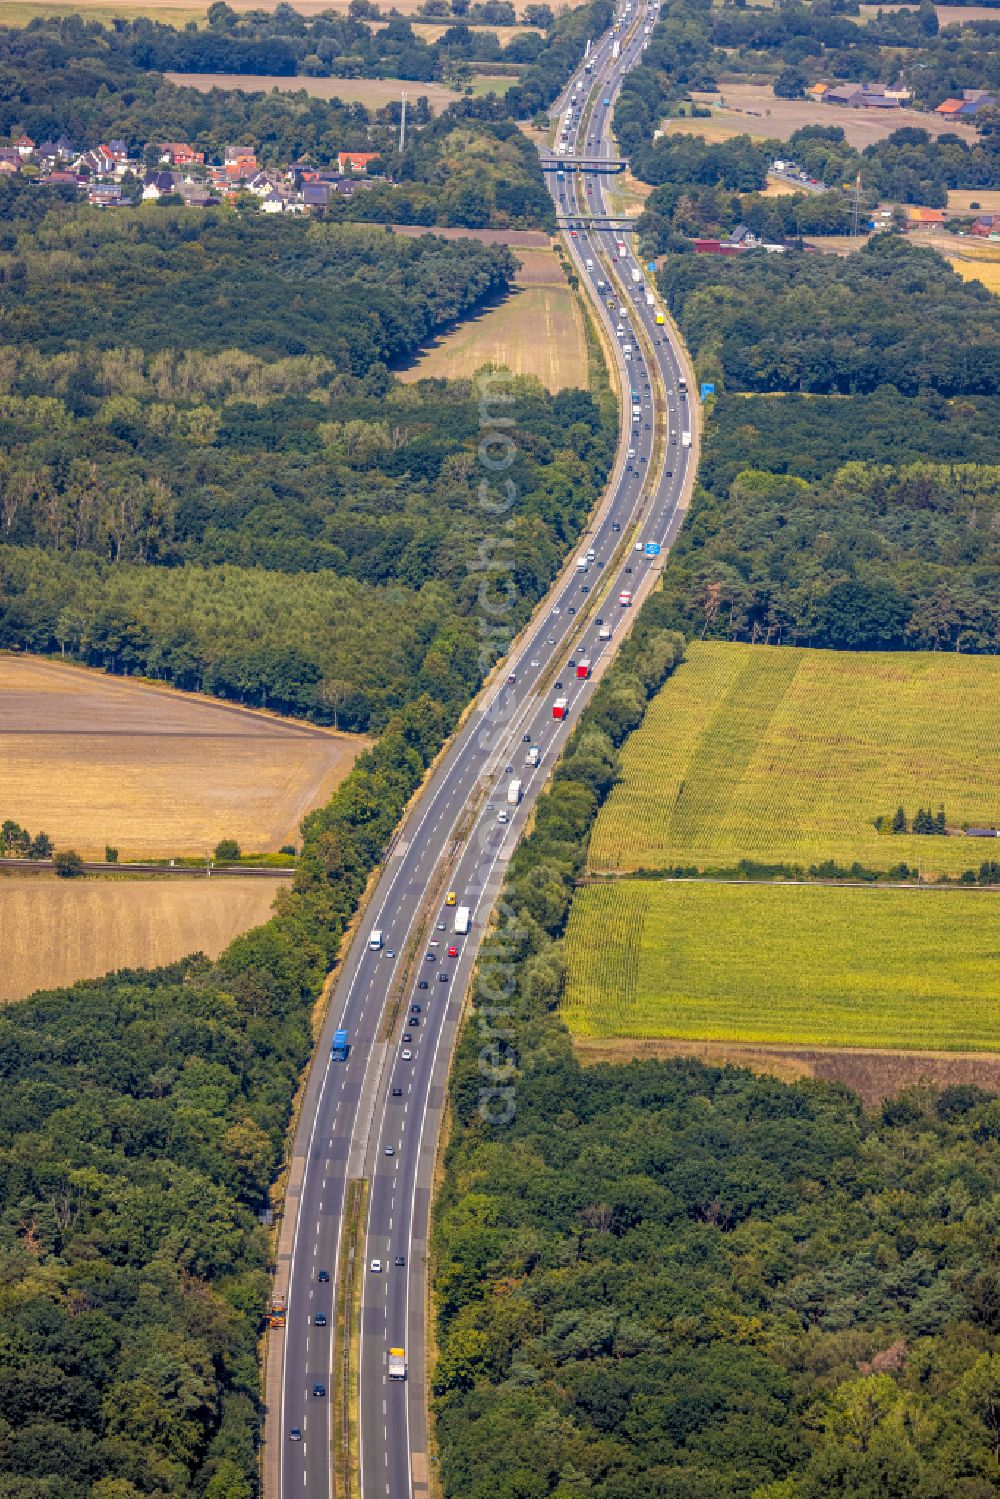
576 659 591 679
552 697 568 720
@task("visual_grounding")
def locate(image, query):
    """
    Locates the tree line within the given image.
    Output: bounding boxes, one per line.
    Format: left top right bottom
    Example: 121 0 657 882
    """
432 581 1000 1499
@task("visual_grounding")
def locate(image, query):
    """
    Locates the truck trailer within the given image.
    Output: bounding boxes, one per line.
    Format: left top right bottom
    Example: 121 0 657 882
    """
454 905 470 935
552 697 568 720
388 1348 407 1380
507 779 522 805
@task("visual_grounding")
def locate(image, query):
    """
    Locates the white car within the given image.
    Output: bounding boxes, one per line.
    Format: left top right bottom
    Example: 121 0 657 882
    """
370 1259 383 1273
401 1048 412 1060
497 810 509 824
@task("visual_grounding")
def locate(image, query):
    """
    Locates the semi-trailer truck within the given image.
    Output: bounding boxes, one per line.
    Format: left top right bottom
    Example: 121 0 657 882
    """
454 905 470 935
331 1029 349 1061
388 1348 407 1380
598 624 612 641
630 268 642 284
682 432 692 448
507 779 522 805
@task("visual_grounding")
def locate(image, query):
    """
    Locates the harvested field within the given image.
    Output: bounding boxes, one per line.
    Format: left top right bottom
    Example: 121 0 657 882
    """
563 879 1000 1051
762 173 800 196
948 189 1000 215
0 875 283 1002
397 246 588 390
165 71 464 109
589 642 1000 876
859 3 1000 23
390 224 551 247
666 84 979 148
573 1036 1000 1108
0 655 365 859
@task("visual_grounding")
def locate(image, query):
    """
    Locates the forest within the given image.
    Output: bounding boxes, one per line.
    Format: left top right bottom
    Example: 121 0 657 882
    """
433 588 1000 1499
0 208 615 728
658 235 1000 397
651 236 1000 651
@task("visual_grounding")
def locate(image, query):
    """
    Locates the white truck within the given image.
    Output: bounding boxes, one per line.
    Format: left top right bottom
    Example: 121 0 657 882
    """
598 623 612 641
507 779 522 805
369 929 383 951
630 268 642 284
645 290 655 307
576 556 589 571
682 432 692 448
585 257 594 271
388 1348 407 1380
527 745 541 766
454 905 470 935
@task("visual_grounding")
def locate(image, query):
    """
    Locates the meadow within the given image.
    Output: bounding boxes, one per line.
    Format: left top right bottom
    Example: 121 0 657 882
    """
563 879 1000 1050
397 246 589 390
164 71 465 110
589 642 1000 875
0 874 283 1001
0 655 365 859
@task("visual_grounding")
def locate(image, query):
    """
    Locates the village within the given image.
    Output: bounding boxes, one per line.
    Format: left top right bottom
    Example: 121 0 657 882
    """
0 134 389 211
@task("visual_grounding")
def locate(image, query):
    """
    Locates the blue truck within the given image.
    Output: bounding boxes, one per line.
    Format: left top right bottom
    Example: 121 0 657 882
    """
331 1029 349 1061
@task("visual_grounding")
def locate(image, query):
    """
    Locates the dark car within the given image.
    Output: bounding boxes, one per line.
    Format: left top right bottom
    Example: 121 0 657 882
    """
289 1427 302 1441
411 1003 422 1013
438 972 449 982
612 522 620 531
568 660 576 670
395 1256 406 1267
596 617 604 625
410 1017 420 1026
568 606 576 614
392 1087 403 1097
318 1270 330 1283
313 1384 326 1398
314 1313 327 1328
418 980 428 990
403 1033 412 1043
425 952 436 961
555 680 563 689
523 732 531 742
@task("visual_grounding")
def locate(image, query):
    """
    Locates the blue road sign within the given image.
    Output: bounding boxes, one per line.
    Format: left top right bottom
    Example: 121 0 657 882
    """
644 541 661 558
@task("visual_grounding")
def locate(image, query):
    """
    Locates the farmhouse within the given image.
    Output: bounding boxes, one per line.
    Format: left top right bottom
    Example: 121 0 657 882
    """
972 214 1000 238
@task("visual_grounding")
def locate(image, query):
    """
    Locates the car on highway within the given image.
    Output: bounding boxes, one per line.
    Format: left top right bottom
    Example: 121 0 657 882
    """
289 1428 302 1441
418 979 428 989
314 1313 327 1327
612 521 620 530
568 605 576 614
401 1048 412 1060
313 1384 326 1398
402 1033 411 1043
411 1003 421 1013
438 971 449 982
425 952 436 961
318 1269 330 1283
530 658 540 667
370 1258 382 1272
523 732 531 742
448 945 458 957
395 1256 406 1267
392 1087 403 1097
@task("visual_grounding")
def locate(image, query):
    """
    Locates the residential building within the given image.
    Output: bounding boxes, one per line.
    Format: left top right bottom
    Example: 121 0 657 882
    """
337 150 380 175
971 214 1000 238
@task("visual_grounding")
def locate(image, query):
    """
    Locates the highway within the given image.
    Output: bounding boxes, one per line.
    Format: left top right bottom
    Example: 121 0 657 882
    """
271 2 697 1495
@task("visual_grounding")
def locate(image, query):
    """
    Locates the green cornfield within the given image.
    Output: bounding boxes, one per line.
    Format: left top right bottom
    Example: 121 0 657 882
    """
563 880 1000 1051
588 643 1000 875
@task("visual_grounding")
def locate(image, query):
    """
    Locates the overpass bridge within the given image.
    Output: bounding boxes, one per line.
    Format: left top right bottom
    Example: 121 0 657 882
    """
540 156 628 174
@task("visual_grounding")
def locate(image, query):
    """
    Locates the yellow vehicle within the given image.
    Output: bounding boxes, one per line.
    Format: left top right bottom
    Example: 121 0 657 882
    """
445 891 457 906
655 312 665 325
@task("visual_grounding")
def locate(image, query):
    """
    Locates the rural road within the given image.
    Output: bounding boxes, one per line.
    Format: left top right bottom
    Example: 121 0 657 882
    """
268 2 699 1495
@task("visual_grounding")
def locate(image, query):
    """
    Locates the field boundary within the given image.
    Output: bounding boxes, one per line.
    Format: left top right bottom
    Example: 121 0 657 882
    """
573 1035 1000 1108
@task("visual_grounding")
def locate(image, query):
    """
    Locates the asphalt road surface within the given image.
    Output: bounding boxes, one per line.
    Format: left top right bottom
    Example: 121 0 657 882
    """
274 3 696 1494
